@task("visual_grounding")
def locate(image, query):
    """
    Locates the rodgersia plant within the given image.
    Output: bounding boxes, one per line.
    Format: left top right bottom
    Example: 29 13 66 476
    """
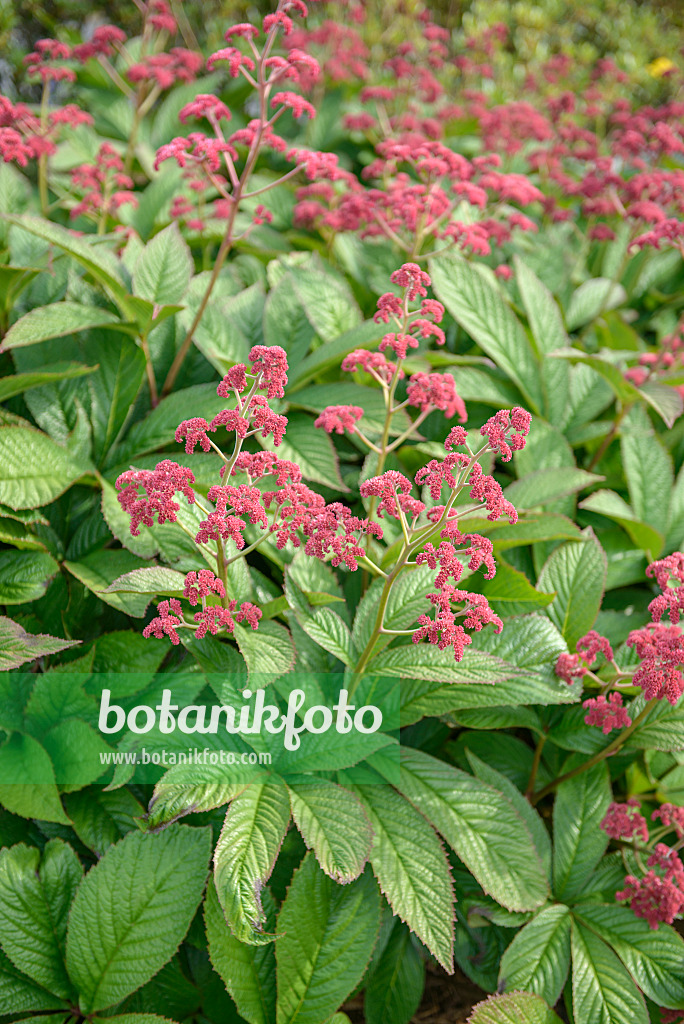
3 1 684 1023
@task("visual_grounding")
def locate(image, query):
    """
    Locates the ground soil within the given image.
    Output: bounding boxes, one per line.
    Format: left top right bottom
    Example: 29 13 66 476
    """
343 964 488 1022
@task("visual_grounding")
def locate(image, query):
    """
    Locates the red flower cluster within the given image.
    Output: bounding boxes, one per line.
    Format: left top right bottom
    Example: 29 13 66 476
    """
70 144 137 221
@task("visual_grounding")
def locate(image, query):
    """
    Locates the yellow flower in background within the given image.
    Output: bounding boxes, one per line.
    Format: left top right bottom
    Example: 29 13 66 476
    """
647 56 676 77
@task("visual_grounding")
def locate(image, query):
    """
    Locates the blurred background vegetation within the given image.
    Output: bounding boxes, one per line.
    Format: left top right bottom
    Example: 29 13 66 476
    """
1 0 683 98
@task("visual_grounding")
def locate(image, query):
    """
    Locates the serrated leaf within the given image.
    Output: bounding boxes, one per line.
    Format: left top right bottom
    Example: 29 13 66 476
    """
0 734 70 824
292 267 361 342
0 426 89 509
498 905 571 1006
553 759 611 902
620 406 673 540
565 278 626 331
0 364 97 403
0 948 64 1015
234 620 295 684
0 840 82 1000
572 902 684 1008
64 788 143 856
504 467 602 509
3 302 125 350
214 782 290 944
0 551 59 604
578 489 664 555
355 783 454 972
204 879 276 1024
133 224 192 306
64 550 154 617
364 920 424 1024
66 825 211 1013
0 616 75 671
288 781 372 884
479 559 555 616
550 349 640 404
298 608 357 667
468 991 563 1024
639 380 684 429
537 529 607 649
275 853 380 1024
146 778 243 832
395 747 549 912
104 566 187 595
289 320 383 390
429 252 542 412
570 921 648 1024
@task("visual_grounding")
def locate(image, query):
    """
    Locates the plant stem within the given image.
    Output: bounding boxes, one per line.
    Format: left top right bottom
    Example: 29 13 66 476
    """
531 697 659 804
525 733 547 799
587 403 630 472
139 334 158 407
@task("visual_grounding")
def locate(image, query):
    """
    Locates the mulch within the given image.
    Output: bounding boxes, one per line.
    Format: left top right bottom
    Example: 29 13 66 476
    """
343 964 487 1023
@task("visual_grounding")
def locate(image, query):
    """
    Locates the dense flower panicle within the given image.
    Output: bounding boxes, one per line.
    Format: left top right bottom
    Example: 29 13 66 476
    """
183 570 226 605
583 692 632 734
264 483 326 549
302 502 382 570
601 799 650 842
652 803 684 838
412 585 502 662
617 872 684 929
406 373 466 421
468 463 518 523
627 622 684 705
444 426 468 451
248 396 288 446
210 408 250 438
128 49 203 90
390 263 431 300
116 461 195 536
217 366 248 396
249 345 289 398
576 629 615 666
360 471 424 520
229 452 302 485
179 94 232 124
70 143 137 220
415 453 470 500
175 417 214 453
272 92 316 119
480 407 531 461
193 601 262 638
341 349 402 385
143 599 183 644
207 484 269 529
314 405 364 434
555 652 587 684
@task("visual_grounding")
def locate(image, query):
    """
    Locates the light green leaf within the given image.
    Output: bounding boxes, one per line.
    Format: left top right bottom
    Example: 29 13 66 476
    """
104 566 187 596
0 840 82 1000
514 256 569 355
355 784 454 972
0 734 70 824
288 781 371 885
288 320 384 390
0 551 59 604
234 620 295 684
504 467 602 510
275 853 380 1024
214 782 290 945
572 902 684 1008
66 825 211 1013
620 405 673 540
537 528 607 649
639 380 683 429
499 905 571 1006
204 879 276 1024
292 267 362 342
146 778 243 832
3 302 125 350
488 514 582 550
553 760 611 902
565 278 626 331
364 920 424 1024
479 559 556 616
133 224 192 306
550 349 640 404
396 747 549 912
579 489 664 555
298 608 357 667
429 252 542 412
0 617 78 670
469 991 563 1024
0 364 97 402
0 426 89 509
571 920 648 1024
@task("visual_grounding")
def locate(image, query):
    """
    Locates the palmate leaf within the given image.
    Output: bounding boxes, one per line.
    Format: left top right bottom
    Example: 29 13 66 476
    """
66 825 211 1013
275 853 381 1024
355 783 454 972
498 905 571 1006
394 747 549 912
288 781 372 883
205 879 276 1024
570 921 648 1024
213 782 291 945
0 840 82 1001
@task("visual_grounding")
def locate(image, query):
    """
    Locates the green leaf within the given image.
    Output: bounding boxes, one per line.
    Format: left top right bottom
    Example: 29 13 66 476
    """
204 879 276 1024
66 824 211 1013
639 380 683 429
289 320 383 390
578 489 664 555
133 224 193 306
479 559 556 616
214 782 291 945
64 788 143 856
466 752 551 878
3 302 125 350
41 719 110 791
488 513 582 549
265 412 346 490
572 902 684 1008
553 760 611 903
234 620 295 684
622 699 684 751
469 991 563 1024
0 426 89 509
0 947 64 1015
355 783 454 972
565 278 626 331
146 778 243 832
104 566 187 596
288 781 372 884
64 550 154 618
0 617 78 670
0 840 82 1000
298 608 357 667
504 467 602 510
514 256 569 355
537 528 607 649
570 920 648 1024
91 1016 182 1024
498 905 571 1006
0 364 97 403
620 405 673 540
429 252 542 412
0 551 59 604
275 853 380 1024
0 734 70 824
364 920 424 1024
550 349 640 404
396 746 549 912
292 267 362 342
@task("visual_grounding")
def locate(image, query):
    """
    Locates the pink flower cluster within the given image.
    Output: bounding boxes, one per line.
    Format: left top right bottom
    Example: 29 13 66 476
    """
70 143 137 221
